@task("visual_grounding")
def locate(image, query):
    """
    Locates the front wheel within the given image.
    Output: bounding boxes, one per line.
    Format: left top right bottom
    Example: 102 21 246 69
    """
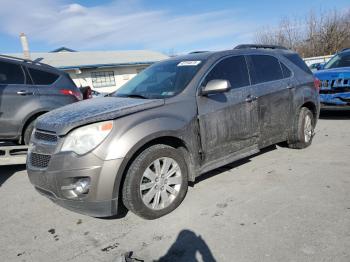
122 144 188 219
288 107 315 149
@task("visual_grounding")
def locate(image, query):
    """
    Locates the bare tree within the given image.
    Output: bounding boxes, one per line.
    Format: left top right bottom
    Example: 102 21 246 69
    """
254 8 350 57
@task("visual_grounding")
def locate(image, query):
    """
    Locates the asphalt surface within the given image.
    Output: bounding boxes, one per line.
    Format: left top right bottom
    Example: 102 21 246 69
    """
1 111 350 262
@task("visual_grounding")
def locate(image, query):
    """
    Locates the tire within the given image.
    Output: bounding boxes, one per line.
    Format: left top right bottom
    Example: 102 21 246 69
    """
288 107 315 149
122 144 188 219
23 120 36 145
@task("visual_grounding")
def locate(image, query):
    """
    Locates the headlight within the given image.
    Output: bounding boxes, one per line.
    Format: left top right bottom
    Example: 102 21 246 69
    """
61 121 113 155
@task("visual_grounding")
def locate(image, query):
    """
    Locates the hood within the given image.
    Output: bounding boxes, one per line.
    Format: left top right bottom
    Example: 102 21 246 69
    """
314 67 350 80
36 97 165 135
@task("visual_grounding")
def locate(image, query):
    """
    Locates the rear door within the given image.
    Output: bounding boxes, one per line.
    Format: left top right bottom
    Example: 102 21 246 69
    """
0 60 38 139
247 55 293 146
196 55 259 165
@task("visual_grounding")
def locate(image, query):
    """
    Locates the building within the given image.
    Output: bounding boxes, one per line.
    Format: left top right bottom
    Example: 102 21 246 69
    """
7 47 168 93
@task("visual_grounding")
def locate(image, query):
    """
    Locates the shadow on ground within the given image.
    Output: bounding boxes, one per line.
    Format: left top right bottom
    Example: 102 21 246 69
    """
320 110 350 120
156 229 216 262
0 164 26 187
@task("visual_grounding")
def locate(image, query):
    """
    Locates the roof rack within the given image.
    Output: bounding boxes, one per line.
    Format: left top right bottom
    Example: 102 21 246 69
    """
234 44 288 50
188 51 210 54
0 54 56 70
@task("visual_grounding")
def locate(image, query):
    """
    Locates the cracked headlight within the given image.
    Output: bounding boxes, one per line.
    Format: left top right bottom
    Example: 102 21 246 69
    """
61 121 113 155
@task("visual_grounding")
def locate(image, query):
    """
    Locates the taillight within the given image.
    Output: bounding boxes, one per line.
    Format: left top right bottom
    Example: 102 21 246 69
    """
60 89 83 101
86 86 92 99
313 77 321 92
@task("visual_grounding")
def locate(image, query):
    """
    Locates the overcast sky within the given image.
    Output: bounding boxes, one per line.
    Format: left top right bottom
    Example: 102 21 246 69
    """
0 0 349 54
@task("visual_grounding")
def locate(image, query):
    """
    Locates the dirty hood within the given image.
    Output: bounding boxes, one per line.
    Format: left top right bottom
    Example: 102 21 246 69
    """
314 67 350 80
36 97 165 135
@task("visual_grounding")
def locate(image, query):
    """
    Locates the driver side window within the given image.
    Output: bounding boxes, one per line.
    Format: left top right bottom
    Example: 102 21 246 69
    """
203 55 250 89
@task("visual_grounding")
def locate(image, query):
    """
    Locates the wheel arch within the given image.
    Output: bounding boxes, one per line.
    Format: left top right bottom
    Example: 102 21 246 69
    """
21 111 48 143
112 135 197 208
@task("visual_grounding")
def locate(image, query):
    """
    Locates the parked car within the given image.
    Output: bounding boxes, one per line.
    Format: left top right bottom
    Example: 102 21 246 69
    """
27 45 320 219
0 55 83 145
314 48 350 109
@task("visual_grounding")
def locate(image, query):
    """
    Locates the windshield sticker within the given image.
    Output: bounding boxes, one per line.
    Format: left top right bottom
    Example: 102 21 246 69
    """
177 61 202 67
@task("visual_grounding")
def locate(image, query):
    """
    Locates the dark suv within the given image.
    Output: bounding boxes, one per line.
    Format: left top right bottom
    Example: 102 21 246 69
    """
0 55 82 145
27 45 320 219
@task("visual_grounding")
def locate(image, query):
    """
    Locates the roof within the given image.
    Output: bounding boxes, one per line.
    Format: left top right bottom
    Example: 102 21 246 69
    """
4 50 169 70
50 47 77 53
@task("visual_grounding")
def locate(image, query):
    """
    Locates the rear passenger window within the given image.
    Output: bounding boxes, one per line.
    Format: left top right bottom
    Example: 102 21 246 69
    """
249 55 284 84
0 61 25 85
203 55 250 88
28 68 59 85
280 62 292 78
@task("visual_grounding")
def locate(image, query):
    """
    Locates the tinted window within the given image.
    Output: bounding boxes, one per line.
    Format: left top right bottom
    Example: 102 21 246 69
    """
281 62 292 78
28 68 59 85
0 61 25 85
283 53 311 73
249 55 284 84
203 55 250 88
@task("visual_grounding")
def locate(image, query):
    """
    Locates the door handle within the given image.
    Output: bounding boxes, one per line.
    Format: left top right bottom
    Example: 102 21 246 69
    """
245 95 258 103
17 90 33 96
286 85 295 89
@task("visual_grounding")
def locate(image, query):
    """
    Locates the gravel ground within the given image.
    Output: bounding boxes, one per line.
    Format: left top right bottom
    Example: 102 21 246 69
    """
0 111 350 262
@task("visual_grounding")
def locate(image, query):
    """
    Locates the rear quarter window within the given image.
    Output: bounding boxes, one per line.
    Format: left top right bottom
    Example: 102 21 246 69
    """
28 68 59 85
248 55 284 84
280 62 292 78
283 53 311 74
0 60 25 85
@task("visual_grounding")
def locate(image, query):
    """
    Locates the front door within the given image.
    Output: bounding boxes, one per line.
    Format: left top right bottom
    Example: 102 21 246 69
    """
196 55 259 165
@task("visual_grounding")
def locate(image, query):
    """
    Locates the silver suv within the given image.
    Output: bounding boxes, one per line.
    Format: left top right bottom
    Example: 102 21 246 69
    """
27 45 320 219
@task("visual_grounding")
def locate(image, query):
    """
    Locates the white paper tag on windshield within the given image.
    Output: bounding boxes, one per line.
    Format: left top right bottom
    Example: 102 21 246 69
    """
177 61 201 66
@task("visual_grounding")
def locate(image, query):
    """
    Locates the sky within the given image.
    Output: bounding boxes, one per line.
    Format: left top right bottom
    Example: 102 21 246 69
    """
0 0 349 54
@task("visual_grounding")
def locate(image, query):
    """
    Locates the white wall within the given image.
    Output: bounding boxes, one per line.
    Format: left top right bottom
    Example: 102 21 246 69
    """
66 65 148 93
303 55 333 66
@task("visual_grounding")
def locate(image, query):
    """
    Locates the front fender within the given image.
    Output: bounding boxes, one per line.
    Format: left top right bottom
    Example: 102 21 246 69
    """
95 116 194 160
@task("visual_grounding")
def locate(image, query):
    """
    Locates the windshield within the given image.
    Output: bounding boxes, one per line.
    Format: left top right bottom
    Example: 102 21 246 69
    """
324 53 350 69
113 59 203 99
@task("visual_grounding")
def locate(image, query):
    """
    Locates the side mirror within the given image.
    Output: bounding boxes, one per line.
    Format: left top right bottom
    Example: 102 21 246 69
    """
201 79 231 95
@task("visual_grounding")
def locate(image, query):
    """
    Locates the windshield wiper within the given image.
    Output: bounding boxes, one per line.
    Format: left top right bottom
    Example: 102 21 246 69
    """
123 94 148 99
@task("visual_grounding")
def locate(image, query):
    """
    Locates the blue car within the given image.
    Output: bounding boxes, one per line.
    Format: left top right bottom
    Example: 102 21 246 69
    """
314 48 350 109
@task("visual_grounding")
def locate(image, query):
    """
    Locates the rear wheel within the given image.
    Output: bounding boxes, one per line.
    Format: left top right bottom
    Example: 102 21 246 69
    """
288 107 315 149
23 120 36 145
122 144 188 219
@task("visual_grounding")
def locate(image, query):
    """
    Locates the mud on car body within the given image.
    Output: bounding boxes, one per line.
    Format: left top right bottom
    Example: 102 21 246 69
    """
27 45 320 219
314 48 350 109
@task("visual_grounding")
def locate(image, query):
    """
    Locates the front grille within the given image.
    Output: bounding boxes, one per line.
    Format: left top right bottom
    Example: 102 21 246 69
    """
34 130 58 143
30 153 51 168
321 79 350 88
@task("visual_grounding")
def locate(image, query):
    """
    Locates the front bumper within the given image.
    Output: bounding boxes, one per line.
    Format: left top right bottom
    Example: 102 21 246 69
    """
27 149 124 217
320 91 350 108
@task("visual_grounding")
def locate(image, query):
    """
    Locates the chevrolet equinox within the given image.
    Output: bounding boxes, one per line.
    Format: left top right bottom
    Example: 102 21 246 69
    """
27 45 320 219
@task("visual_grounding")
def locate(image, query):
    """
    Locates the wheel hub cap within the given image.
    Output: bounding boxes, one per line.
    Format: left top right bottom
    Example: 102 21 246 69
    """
140 157 182 210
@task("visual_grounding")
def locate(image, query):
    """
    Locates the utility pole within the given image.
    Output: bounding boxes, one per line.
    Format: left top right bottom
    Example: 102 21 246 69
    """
20 33 31 60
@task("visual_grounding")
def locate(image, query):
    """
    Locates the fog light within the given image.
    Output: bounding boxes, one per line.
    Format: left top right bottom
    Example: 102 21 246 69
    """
61 178 90 198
